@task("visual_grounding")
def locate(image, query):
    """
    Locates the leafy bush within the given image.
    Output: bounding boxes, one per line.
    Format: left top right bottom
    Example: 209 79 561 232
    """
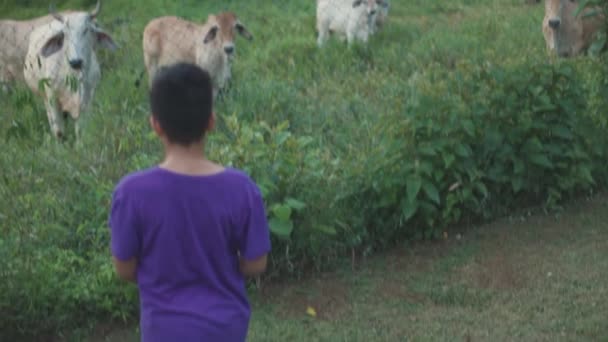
208 116 346 275
338 60 607 251
575 0 608 55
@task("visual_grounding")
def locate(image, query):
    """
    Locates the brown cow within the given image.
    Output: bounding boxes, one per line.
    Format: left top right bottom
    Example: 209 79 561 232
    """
140 12 252 98
543 0 605 57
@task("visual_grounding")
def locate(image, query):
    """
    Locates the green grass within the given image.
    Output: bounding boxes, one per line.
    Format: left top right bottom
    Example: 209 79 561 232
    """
89 193 608 342
1 0 607 340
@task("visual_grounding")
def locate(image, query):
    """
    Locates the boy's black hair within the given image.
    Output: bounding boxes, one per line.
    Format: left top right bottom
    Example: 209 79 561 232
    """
150 63 213 146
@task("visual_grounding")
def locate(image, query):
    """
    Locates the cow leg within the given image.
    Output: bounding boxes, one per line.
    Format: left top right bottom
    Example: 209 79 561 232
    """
347 30 354 45
0 80 10 96
317 21 330 47
359 30 370 44
75 120 82 142
45 96 65 140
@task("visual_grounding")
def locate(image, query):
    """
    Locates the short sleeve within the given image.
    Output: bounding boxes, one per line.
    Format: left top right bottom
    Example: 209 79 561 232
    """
108 187 141 261
238 181 272 260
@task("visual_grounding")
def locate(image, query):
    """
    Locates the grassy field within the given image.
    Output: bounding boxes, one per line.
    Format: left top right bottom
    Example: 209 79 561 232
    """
1 0 607 340
0 0 549 142
90 192 608 342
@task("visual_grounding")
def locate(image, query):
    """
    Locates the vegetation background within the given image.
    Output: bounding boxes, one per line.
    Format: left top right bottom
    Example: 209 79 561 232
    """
0 0 606 340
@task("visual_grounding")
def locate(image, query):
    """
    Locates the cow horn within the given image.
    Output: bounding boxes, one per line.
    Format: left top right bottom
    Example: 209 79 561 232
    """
49 4 64 22
90 0 101 18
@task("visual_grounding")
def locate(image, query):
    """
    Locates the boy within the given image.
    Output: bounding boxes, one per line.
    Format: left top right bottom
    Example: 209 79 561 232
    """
108 63 271 341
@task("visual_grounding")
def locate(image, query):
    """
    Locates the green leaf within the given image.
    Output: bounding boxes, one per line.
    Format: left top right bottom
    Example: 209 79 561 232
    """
285 198 306 211
529 154 553 168
462 119 475 137
523 137 543 153
275 131 291 146
573 1 587 16
419 145 437 156
513 158 525 175
579 165 595 184
455 144 471 157
37 78 51 93
511 178 524 193
402 200 418 220
272 205 292 221
475 182 489 197
406 177 422 203
443 153 456 168
313 225 337 235
422 180 441 205
532 104 557 113
269 218 293 239
552 125 573 139
588 33 606 56
418 162 433 176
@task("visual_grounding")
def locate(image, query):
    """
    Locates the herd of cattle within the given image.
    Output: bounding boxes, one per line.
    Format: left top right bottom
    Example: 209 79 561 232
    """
0 0 605 140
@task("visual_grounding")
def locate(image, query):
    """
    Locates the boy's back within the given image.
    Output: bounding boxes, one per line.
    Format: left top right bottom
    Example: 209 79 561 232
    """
111 166 270 341
109 63 271 341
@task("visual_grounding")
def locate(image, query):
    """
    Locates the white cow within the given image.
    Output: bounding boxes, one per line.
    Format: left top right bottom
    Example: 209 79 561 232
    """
141 12 253 98
543 0 605 57
23 1 117 140
0 10 78 86
316 0 386 47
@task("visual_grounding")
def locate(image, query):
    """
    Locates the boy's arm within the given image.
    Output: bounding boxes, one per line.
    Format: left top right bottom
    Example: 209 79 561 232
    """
112 256 138 283
239 254 268 277
238 181 272 278
108 187 141 284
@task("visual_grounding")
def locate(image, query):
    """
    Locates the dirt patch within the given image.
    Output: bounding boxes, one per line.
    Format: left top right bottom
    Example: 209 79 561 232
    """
384 240 453 273
260 275 351 321
375 278 428 304
456 249 528 291
453 194 608 292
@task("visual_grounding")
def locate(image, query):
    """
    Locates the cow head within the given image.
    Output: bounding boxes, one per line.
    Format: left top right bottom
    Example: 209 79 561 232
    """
543 0 589 57
202 12 253 61
42 1 117 70
352 0 385 18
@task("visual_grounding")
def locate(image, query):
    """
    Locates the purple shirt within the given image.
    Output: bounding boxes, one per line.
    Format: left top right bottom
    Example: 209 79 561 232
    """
108 167 271 342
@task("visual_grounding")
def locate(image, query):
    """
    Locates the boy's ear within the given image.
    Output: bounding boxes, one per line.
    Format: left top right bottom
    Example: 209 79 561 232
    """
149 115 164 136
208 112 216 131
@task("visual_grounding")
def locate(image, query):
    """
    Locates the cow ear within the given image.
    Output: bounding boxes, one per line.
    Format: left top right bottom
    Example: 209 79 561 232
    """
352 0 363 7
204 26 219 44
236 22 253 41
95 30 118 51
40 32 64 58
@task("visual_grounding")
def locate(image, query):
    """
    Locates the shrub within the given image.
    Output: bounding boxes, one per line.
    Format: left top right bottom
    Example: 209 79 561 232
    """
338 60 607 251
575 0 608 56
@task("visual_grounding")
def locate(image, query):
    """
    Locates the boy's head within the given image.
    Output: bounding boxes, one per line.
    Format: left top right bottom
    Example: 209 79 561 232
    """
149 63 215 146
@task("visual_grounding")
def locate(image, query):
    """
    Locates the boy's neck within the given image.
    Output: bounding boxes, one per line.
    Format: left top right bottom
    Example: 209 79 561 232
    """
159 141 223 176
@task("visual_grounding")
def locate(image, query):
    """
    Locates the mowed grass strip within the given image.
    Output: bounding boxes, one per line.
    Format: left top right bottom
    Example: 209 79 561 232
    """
90 193 608 342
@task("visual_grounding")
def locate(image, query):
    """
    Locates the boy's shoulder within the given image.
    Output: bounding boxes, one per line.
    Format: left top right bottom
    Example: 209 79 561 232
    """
222 167 254 182
113 167 161 195
222 167 262 191
113 166 261 194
